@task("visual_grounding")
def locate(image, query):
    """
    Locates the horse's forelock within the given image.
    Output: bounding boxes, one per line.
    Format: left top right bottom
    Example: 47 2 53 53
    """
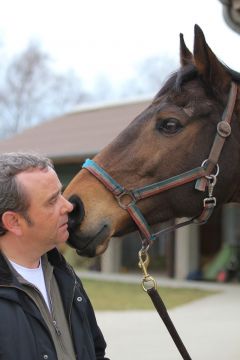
175 64 198 90
155 61 240 105
152 64 218 122
154 64 198 100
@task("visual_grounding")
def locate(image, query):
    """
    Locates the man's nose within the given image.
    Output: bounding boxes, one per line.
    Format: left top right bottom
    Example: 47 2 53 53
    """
62 196 74 213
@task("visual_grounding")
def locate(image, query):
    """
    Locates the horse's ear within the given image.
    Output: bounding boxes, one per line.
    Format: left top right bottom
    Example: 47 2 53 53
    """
180 33 192 66
193 24 231 91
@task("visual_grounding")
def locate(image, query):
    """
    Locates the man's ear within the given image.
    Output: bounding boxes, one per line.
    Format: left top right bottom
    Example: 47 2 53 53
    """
1 211 23 236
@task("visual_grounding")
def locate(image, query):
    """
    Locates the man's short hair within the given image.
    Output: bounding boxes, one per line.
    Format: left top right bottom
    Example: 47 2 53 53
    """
0 152 53 236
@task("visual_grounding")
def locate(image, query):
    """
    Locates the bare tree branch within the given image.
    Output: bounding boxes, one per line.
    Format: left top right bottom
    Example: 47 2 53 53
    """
0 41 89 138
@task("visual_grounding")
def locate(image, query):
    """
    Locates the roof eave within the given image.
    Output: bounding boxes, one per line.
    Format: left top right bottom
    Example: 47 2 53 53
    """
50 151 96 164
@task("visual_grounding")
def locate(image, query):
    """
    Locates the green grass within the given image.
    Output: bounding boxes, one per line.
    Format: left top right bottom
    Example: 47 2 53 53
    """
81 278 218 311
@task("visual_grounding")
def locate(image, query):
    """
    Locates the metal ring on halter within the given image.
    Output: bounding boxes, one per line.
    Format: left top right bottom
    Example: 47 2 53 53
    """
201 159 219 179
116 190 136 210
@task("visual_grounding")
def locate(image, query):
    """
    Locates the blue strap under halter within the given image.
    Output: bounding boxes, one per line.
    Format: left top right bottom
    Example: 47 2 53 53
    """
83 159 124 196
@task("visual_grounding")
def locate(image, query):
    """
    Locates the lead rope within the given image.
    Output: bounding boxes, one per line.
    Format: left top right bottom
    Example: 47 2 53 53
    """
138 249 192 360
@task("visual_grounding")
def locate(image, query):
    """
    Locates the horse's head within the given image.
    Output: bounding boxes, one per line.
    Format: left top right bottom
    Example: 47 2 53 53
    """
64 25 240 257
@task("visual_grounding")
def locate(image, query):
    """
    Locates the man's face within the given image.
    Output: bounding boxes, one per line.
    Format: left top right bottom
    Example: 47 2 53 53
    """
16 167 73 253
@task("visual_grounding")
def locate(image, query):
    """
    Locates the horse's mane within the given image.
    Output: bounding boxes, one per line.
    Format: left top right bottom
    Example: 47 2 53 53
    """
225 66 240 83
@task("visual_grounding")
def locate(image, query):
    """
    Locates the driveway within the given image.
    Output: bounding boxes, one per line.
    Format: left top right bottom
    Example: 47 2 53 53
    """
90 274 240 360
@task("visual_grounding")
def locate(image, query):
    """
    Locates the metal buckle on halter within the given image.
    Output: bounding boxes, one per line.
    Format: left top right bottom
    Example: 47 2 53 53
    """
217 121 231 138
116 190 136 210
203 197 216 208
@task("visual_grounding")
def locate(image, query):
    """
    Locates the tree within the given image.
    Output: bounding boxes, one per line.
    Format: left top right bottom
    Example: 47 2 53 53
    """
121 55 178 98
0 42 88 138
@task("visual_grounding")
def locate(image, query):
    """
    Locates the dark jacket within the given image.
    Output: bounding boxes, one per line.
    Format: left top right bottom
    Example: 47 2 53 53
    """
0 248 110 360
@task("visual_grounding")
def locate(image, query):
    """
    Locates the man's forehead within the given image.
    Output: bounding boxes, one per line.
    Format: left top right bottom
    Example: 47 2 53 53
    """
16 167 61 188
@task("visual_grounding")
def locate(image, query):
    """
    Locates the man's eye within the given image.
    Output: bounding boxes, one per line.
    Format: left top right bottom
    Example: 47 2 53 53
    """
156 118 183 135
49 197 58 205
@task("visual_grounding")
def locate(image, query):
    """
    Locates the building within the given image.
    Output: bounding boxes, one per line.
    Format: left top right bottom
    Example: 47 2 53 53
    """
0 98 150 184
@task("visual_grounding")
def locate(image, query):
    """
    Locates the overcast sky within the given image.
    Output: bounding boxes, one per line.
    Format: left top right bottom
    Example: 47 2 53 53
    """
0 0 239 92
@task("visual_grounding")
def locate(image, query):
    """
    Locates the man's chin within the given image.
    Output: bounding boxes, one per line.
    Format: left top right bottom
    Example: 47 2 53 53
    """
54 232 70 249
59 226 70 240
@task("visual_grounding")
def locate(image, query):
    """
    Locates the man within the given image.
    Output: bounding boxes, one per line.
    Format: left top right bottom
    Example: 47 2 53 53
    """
0 152 109 360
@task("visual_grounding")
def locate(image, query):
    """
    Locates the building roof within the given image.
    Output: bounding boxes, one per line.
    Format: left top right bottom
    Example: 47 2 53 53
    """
0 98 151 163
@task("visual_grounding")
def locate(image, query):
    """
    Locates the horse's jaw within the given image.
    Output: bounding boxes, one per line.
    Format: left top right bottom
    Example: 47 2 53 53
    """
67 220 113 257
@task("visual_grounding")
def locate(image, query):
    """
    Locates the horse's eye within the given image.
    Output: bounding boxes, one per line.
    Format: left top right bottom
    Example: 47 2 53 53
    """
157 118 183 135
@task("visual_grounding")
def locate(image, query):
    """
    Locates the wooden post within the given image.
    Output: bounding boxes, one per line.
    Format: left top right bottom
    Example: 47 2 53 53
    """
100 238 122 273
174 219 200 279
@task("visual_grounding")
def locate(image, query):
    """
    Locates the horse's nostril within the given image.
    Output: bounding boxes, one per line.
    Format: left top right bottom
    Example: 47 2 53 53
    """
68 195 85 230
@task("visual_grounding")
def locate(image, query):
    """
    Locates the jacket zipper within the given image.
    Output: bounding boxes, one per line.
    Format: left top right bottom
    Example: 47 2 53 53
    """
68 278 77 336
65 264 78 336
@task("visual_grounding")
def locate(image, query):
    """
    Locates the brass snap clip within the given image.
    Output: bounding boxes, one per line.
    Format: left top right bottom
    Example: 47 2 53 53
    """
138 250 157 292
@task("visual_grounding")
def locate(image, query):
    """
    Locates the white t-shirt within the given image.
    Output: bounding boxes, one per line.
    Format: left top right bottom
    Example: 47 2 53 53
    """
9 258 51 310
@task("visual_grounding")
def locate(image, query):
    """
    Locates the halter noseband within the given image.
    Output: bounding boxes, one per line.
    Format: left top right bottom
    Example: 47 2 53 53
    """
82 82 238 249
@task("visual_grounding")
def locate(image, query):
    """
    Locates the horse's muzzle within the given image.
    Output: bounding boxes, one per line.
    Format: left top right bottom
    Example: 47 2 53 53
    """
67 195 85 232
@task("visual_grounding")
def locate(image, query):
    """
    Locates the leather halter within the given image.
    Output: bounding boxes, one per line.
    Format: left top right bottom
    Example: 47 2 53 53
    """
82 82 238 248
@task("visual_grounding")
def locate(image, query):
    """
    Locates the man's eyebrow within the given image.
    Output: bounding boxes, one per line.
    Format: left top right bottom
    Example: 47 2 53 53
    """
46 186 63 203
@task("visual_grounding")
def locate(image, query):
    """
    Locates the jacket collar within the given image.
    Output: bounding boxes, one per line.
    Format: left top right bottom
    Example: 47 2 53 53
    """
0 251 14 285
0 247 70 286
0 248 77 322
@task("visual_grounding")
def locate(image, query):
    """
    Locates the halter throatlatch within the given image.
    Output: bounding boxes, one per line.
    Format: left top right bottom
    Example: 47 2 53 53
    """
82 82 238 249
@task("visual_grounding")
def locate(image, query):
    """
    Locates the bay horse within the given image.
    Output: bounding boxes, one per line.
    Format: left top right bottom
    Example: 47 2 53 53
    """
64 25 240 258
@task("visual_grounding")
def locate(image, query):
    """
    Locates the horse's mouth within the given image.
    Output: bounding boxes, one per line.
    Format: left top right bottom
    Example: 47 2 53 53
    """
67 224 112 257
